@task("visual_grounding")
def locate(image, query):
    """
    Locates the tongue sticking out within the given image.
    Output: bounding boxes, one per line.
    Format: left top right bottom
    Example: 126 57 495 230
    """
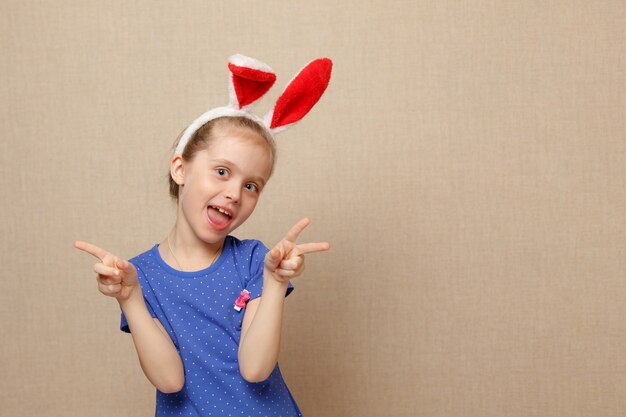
208 207 231 226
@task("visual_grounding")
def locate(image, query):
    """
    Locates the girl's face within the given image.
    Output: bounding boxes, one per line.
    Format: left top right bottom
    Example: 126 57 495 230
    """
175 124 273 245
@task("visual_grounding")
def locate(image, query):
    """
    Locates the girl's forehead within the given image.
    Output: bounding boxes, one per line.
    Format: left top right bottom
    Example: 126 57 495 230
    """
196 132 273 178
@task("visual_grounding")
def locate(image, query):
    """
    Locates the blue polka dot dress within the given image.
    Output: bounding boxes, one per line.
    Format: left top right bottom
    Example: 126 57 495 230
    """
120 236 302 417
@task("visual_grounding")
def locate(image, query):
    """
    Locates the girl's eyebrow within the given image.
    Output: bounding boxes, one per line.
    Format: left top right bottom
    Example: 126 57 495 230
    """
211 158 234 166
210 159 267 186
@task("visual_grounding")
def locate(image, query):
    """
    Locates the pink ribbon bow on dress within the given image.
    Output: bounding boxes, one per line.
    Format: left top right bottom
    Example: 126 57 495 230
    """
234 290 251 311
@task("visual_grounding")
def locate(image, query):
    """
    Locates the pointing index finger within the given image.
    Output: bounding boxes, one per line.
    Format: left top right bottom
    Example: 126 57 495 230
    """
74 240 110 261
283 218 311 243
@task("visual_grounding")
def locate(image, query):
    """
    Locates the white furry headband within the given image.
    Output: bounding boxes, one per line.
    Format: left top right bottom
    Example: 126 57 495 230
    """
174 54 333 155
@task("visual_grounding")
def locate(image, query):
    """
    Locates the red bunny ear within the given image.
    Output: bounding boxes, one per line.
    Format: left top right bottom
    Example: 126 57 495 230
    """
265 58 332 132
227 54 277 109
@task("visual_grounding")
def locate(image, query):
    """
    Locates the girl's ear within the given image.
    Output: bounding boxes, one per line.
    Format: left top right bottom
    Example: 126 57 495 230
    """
170 155 185 185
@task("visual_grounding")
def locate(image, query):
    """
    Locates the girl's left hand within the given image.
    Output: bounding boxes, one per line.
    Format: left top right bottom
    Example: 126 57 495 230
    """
264 218 330 284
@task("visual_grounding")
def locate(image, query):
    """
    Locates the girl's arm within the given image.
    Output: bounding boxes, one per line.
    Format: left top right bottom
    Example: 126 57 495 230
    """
238 278 288 382
237 219 329 383
74 241 185 393
119 290 185 393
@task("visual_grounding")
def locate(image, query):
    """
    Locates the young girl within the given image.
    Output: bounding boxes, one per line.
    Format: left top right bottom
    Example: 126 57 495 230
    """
75 54 332 416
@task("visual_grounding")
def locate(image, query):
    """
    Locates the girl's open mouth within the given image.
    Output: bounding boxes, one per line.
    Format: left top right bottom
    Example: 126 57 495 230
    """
207 205 233 230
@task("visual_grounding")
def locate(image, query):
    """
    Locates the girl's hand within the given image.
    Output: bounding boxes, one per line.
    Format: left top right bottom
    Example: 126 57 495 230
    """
264 218 330 284
74 241 139 302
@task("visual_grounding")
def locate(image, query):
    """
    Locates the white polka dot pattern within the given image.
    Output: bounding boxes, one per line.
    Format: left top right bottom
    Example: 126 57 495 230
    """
120 236 300 416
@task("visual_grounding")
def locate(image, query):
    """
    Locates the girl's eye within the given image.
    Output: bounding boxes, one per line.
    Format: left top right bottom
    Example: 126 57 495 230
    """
245 183 259 192
216 168 228 177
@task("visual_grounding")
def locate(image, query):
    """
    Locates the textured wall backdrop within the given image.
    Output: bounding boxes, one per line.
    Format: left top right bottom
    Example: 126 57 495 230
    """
1 1 625 416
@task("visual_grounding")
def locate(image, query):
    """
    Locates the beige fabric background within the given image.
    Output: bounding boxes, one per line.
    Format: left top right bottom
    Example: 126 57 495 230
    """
1 1 625 416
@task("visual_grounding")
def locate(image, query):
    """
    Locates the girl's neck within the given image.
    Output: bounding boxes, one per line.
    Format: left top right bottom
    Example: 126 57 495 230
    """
159 222 224 272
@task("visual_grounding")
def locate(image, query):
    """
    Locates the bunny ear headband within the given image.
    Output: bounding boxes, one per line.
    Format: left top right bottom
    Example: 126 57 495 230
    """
174 54 333 155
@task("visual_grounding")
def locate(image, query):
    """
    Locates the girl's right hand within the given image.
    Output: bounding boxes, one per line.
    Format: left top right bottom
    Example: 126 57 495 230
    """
74 241 139 302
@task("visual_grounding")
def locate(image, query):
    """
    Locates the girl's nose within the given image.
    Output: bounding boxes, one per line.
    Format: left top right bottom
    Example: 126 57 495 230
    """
224 185 241 203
